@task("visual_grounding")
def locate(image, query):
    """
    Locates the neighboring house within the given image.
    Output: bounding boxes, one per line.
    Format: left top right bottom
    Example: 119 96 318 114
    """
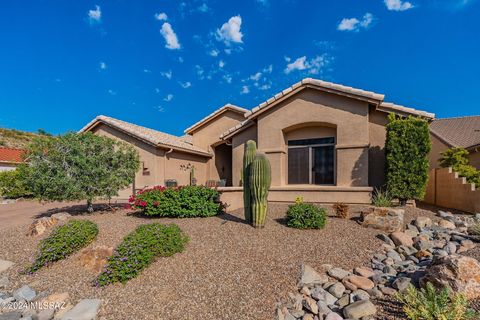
429 116 480 169
81 78 435 203
0 147 25 171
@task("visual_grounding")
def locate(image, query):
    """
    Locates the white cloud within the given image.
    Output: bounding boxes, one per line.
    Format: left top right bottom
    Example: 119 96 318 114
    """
219 60 226 68
263 65 273 73
256 0 269 6
241 86 250 94
143 69 151 73
154 88 160 93
258 84 271 90
88 5 101 23
180 81 192 88
216 15 243 45
284 55 330 74
164 94 173 102
178 57 184 63
160 70 172 79
160 22 181 49
223 74 233 83
107 89 116 95
99 61 107 70
157 106 165 112
154 12 168 21
198 3 209 12
195 65 204 78
209 49 219 57
250 72 262 81
384 0 414 11
337 13 374 32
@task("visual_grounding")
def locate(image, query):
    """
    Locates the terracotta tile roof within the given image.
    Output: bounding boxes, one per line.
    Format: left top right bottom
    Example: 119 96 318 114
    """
430 115 480 149
79 115 211 157
184 103 249 134
0 147 25 163
221 78 435 139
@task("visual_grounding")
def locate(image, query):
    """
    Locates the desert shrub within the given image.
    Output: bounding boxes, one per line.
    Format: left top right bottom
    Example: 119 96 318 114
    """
0 168 32 199
372 188 393 207
28 220 98 273
95 223 188 286
469 223 480 236
396 283 478 320
286 202 327 229
385 114 431 205
130 185 222 217
439 148 479 187
333 202 349 219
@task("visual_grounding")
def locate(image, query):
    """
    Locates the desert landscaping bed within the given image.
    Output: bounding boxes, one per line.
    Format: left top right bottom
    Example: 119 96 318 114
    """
0 203 475 319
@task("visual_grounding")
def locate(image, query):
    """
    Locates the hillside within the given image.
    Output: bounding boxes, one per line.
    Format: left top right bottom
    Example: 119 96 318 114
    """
0 128 50 149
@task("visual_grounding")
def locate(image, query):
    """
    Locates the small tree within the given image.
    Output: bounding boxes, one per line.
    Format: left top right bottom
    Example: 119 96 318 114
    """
21 132 140 212
385 114 431 205
439 147 480 187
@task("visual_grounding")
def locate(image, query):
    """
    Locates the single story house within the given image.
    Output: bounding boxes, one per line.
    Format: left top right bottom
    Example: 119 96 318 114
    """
0 147 25 172
80 78 435 204
429 116 480 169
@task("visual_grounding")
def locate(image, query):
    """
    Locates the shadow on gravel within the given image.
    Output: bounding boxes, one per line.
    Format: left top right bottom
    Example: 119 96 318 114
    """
35 203 124 218
216 212 249 225
373 297 406 319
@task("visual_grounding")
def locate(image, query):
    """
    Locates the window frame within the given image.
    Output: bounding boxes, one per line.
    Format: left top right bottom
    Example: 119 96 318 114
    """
287 137 336 185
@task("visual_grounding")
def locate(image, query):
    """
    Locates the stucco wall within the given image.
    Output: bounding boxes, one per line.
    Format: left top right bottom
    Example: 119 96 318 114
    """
468 150 480 169
0 163 17 172
91 124 208 198
189 109 245 182
254 87 371 187
424 167 479 214
429 134 449 169
231 125 258 186
368 109 388 188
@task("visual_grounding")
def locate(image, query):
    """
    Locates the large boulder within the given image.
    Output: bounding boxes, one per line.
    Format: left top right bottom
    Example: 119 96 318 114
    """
361 207 404 233
420 254 480 300
79 246 113 273
26 217 58 236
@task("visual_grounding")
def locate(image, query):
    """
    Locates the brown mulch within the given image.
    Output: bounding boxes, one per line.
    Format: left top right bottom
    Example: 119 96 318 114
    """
0 203 475 319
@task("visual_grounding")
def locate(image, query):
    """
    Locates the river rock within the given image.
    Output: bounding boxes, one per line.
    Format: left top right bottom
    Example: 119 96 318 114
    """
438 219 456 229
354 267 374 278
299 264 329 287
390 232 413 247
343 300 376 319
13 285 36 302
0 260 14 274
414 216 432 229
344 275 374 290
327 268 350 280
60 299 101 320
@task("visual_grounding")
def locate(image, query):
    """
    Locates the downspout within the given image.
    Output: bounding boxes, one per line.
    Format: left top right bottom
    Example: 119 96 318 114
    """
164 148 173 186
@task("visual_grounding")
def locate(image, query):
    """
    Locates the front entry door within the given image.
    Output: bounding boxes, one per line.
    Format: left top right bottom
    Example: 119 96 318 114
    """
312 146 334 185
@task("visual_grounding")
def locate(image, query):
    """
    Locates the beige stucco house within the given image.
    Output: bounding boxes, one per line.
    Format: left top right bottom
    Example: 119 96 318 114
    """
80 78 435 205
429 116 480 169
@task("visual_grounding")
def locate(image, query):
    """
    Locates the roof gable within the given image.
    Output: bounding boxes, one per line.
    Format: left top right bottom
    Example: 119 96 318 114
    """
0 147 25 163
80 116 211 157
184 104 248 134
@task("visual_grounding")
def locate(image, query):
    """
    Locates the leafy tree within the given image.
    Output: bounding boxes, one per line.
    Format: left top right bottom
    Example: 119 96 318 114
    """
21 132 140 212
0 169 32 199
385 114 431 205
439 147 480 187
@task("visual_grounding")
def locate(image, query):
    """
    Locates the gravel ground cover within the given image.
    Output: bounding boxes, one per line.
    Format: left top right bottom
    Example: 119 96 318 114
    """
0 203 470 319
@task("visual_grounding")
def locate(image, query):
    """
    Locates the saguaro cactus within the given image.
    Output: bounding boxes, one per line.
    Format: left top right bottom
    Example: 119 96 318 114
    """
249 153 271 228
243 140 257 222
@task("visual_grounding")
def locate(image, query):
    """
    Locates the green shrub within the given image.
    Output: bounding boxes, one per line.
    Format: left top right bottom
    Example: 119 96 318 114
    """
372 188 393 207
439 148 479 187
385 114 431 205
396 283 478 320
95 223 188 286
130 185 222 217
28 220 98 273
0 168 32 199
286 202 327 229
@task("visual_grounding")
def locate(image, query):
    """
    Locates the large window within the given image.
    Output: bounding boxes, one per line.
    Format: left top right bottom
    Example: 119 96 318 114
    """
287 137 335 185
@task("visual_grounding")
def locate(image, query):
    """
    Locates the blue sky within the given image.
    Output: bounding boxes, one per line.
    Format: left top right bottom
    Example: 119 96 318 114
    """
0 0 479 135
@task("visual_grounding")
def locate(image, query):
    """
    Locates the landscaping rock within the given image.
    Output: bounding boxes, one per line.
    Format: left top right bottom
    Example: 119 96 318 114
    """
311 287 337 305
0 311 22 320
353 267 374 279
390 231 413 247
0 260 14 274
377 234 395 246
393 277 411 292
361 207 404 233
26 217 58 236
350 289 370 302
328 282 345 298
438 219 456 230
325 312 343 320
302 297 318 314
60 299 101 320
344 275 374 290
343 300 376 319
299 264 328 287
78 246 113 273
37 308 55 320
0 276 10 289
51 212 72 221
327 268 350 280
13 285 36 302
420 254 480 300
414 216 432 229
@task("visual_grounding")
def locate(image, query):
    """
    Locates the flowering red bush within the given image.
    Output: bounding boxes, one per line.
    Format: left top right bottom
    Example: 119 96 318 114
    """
129 185 222 217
